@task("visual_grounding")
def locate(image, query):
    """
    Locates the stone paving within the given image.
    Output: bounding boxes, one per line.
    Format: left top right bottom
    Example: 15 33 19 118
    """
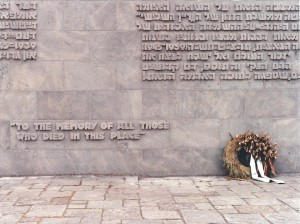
0 174 300 224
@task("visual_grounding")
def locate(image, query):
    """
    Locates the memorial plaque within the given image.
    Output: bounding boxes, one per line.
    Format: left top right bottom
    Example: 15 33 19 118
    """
0 0 299 176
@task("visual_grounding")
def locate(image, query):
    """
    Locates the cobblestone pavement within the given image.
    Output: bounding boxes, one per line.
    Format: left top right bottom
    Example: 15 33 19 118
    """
0 174 299 224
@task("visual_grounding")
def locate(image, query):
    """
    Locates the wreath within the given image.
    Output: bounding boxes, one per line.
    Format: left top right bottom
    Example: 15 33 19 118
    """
224 131 278 179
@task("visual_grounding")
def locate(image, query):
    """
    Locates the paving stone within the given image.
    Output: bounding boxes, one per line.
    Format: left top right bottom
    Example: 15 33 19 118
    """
224 214 269 224
208 196 247 206
180 210 226 224
51 196 72 205
41 218 81 224
32 184 48 189
123 221 162 224
194 202 214 210
0 214 23 223
271 204 299 213
234 205 275 214
72 191 105 201
64 209 102 218
15 198 50 206
173 196 208 203
9 190 43 198
123 200 140 207
40 190 73 199
142 210 180 220
1 175 300 223
264 212 300 224
80 219 101 224
279 198 300 211
245 198 283 206
163 221 184 224
19 217 40 223
26 205 66 217
61 186 93 192
103 208 142 220
101 221 121 224
158 202 196 210
68 204 86 209
87 200 122 209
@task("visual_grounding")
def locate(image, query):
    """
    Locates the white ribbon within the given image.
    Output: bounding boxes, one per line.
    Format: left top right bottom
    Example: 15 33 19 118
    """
250 154 285 184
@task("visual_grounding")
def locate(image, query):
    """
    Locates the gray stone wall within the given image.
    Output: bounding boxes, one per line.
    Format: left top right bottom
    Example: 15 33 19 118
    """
0 0 299 176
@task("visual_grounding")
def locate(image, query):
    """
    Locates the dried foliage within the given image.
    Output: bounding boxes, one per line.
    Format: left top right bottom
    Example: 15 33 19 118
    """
224 131 278 179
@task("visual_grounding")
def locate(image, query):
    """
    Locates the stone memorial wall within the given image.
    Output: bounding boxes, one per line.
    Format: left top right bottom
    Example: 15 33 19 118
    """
0 0 299 176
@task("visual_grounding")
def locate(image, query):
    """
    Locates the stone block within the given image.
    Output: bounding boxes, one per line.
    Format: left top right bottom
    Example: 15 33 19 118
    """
181 210 226 224
142 91 194 119
41 218 81 224
194 90 245 119
117 1 136 31
193 78 221 90
140 129 170 149
90 91 142 120
220 79 264 89
61 1 116 31
0 91 37 120
103 208 142 220
245 90 298 118
276 147 300 174
220 119 273 146
271 119 300 148
0 62 9 90
0 150 35 176
39 31 89 61
264 213 300 224
116 61 143 90
38 1 63 31
0 149 141 176
208 196 247 206
0 120 10 150
37 91 90 120
224 214 269 224
245 198 282 206
88 1 117 31
265 80 291 89
142 210 180 220
140 148 195 176
87 200 122 209
64 61 116 91
64 208 103 218
192 148 225 175
10 62 64 91
90 31 140 61
170 119 221 149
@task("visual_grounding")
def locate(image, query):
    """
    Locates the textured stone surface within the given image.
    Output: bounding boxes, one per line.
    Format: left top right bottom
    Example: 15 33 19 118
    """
181 210 226 223
170 119 221 149
37 91 90 120
142 91 194 119
39 31 89 61
10 62 64 91
0 120 10 150
90 91 142 120
245 90 298 118
0 174 298 223
0 92 37 120
89 31 140 61
0 0 299 176
64 61 116 91
194 90 245 119
0 62 9 90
